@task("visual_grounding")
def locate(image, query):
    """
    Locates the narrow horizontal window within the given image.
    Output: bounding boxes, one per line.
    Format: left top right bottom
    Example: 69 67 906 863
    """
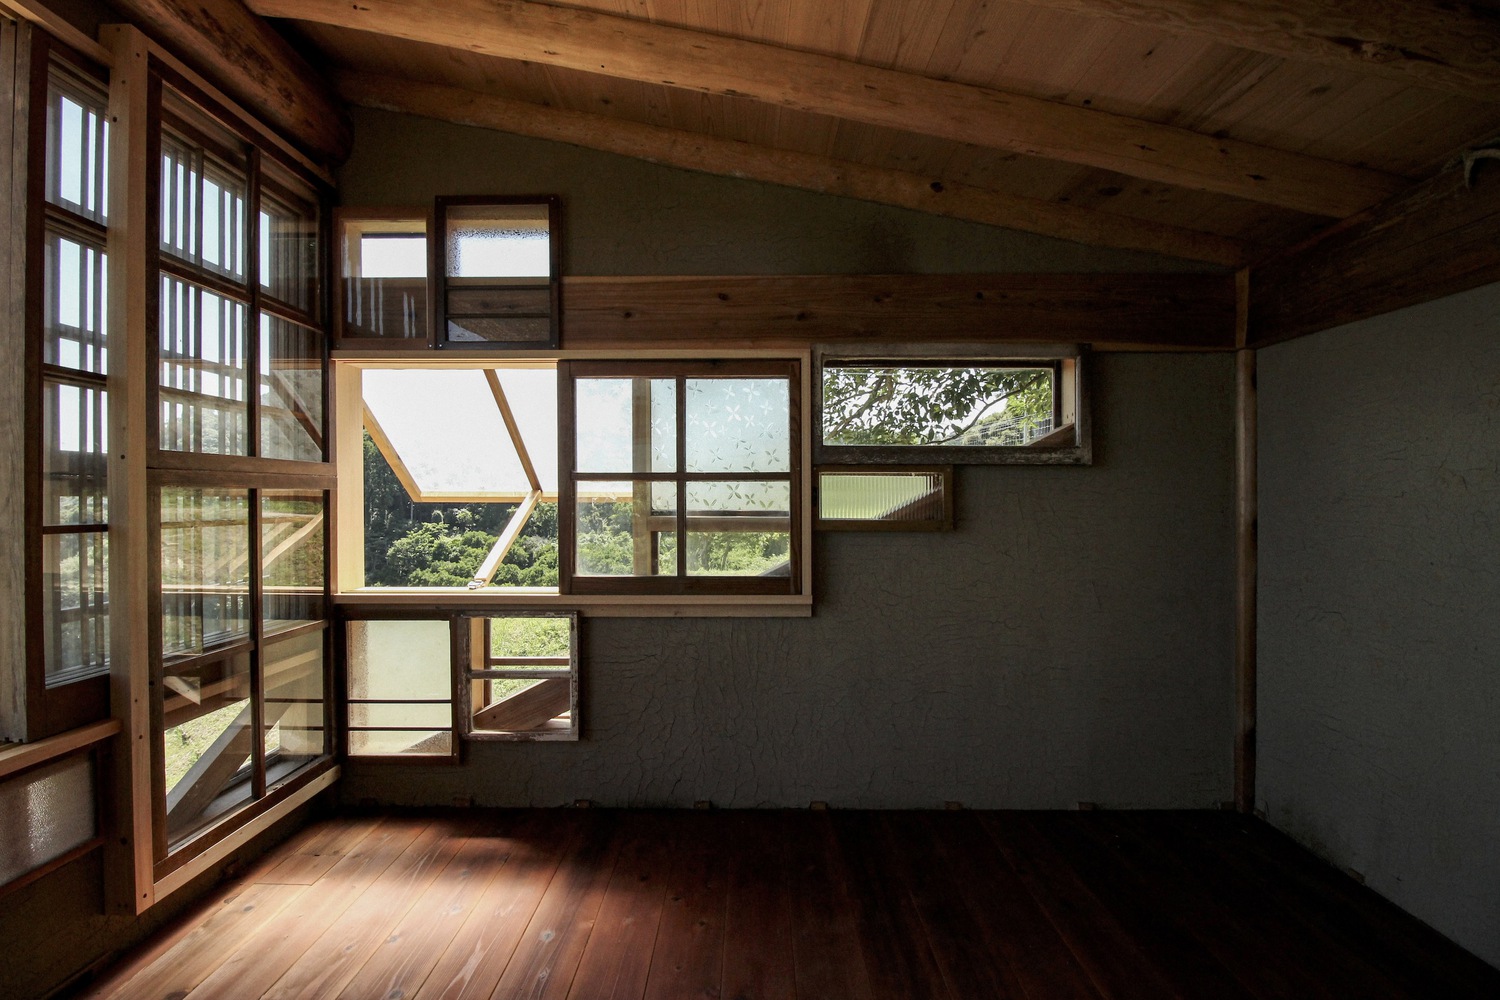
816 466 953 531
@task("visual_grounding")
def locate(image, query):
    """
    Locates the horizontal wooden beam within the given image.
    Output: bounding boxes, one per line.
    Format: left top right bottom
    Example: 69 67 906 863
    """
560 273 1237 351
338 71 1249 267
252 0 1403 216
107 0 351 164
1248 157 1500 347
1025 0 1500 103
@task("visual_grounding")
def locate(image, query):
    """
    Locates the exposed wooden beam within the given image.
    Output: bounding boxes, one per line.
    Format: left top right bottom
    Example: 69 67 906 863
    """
339 71 1248 266
1248 156 1500 347
560 273 1238 351
252 0 1403 216
106 0 351 164
1024 1 1500 104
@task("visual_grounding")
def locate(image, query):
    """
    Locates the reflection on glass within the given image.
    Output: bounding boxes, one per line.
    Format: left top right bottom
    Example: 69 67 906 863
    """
160 131 246 279
159 276 249 454
44 232 107 373
341 218 427 341
46 68 109 222
43 381 108 525
685 378 789 473
260 315 324 462
161 649 253 843
261 491 325 635
685 480 791 577
346 620 454 756
263 630 326 784
574 377 675 473
160 488 251 659
42 532 108 686
576 481 677 576
259 189 319 313
445 203 550 279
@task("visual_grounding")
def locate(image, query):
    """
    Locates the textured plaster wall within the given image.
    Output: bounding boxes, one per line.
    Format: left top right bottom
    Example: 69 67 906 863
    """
343 352 1236 810
339 109 1236 811
1258 282 1500 968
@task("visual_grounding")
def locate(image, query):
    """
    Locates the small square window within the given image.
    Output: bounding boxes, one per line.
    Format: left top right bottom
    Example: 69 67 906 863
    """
460 614 578 741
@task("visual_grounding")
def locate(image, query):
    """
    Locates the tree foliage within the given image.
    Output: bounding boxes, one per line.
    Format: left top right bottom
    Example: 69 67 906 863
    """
823 366 1053 446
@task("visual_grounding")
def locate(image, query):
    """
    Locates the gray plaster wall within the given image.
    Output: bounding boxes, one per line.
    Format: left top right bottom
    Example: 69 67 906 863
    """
1258 281 1500 968
339 109 1236 811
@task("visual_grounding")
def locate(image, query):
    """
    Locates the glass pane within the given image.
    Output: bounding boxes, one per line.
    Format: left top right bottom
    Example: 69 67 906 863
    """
341 218 426 341
348 730 452 756
45 67 108 222
823 365 1056 446
363 367 557 495
685 378 790 473
819 471 946 522
162 649 252 843
444 203 550 279
261 492 325 635
348 703 453 729
160 488 251 659
346 620 451 702
259 186 319 313
42 531 109 687
160 130 247 280
260 315 325 462
263 630 326 781
576 480 676 577
488 615 572 660
44 230 107 373
685 481 791 577
42 380 108 525
159 276 249 455
574 377 675 473
0 755 96 886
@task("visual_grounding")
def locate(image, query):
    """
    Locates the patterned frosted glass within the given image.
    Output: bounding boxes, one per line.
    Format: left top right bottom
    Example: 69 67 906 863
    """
685 378 789 473
445 204 550 279
260 315 325 463
159 276 249 455
686 480 791 515
575 378 675 473
159 488 251 659
0 756 96 886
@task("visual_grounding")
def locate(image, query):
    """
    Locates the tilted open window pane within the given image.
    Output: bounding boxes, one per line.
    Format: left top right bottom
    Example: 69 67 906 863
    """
161 648 253 844
346 619 456 758
159 276 249 455
462 614 578 741
436 197 559 348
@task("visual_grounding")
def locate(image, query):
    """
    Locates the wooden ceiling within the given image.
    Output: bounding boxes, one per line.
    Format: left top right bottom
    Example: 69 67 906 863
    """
128 1 1500 267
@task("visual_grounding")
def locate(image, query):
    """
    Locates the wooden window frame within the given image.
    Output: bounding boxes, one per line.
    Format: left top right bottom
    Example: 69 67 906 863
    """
559 358 804 598
433 194 561 351
339 609 462 765
457 612 580 742
814 344 1092 467
331 206 433 350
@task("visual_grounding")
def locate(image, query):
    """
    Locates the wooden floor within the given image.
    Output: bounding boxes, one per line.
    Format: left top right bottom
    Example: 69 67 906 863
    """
78 809 1499 1000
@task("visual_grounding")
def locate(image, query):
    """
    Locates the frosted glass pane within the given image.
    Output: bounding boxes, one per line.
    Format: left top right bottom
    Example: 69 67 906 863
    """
348 703 452 729
347 620 451 701
685 378 789 473
445 204 550 279
575 378 675 473
819 472 945 521
0 756 95 885
348 730 452 756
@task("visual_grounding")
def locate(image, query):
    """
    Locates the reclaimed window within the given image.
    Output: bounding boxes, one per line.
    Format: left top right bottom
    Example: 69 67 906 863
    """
334 210 428 345
816 466 953 531
435 196 559 348
461 614 578 741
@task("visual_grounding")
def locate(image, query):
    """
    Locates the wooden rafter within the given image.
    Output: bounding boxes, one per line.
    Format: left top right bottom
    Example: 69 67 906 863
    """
337 71 1249 266
250 0 1403 216
1023 0 1500 103
105 0 350 164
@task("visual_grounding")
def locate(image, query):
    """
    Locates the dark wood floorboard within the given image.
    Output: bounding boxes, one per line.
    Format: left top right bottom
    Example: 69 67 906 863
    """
75 809 1500 1000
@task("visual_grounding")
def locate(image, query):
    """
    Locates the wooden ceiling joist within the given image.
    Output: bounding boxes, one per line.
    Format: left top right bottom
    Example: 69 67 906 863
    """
250 0 1404 217
339 71 1249 266
1024 1 1500 104
106 0 351 164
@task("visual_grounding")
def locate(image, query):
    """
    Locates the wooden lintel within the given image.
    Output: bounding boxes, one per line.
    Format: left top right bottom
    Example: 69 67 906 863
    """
560 273 1238 351
336 71 1248 267
106 0 351 164
1248 158 1500 347
252 0 1404 215
1025 0 1500 104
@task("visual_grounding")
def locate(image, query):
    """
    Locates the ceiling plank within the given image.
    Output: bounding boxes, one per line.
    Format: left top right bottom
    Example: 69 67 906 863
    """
561 273 1238 351
107 0 351 164
1021 0 1500 104
339 71 1249 266
1249 156 1500 347
248 0 1403 216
